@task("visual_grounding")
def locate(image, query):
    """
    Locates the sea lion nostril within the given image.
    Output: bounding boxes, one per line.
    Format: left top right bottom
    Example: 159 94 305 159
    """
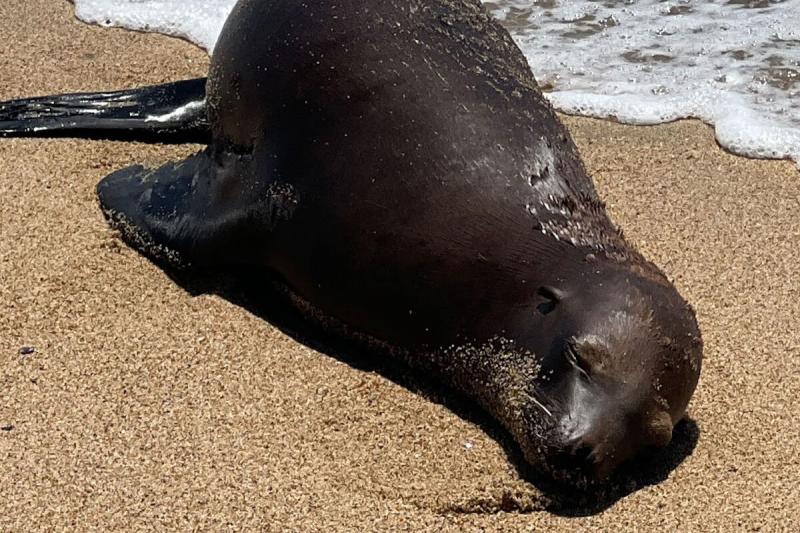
549 444 592 473
548 442 607 480
571 444 594 465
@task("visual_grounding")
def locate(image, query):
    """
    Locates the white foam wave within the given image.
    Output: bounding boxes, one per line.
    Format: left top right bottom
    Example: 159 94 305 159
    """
73 0 800 167
73 0 233 51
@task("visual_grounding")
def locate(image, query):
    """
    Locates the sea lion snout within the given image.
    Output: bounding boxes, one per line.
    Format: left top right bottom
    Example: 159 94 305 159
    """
498 272 702 482
545 374 676 482
524 289 694 482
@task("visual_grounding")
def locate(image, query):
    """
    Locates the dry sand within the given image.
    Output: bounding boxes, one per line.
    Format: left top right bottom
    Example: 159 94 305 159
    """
1 1 798 531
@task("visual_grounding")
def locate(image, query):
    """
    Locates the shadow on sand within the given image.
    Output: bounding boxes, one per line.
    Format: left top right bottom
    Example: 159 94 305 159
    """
164 264 700 516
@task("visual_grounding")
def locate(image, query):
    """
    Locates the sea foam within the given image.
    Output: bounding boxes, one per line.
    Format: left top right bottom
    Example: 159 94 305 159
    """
73 0 233 51
73 0 800 167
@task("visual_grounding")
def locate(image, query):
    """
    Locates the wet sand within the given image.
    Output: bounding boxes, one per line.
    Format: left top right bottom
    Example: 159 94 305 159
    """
1 1 798 530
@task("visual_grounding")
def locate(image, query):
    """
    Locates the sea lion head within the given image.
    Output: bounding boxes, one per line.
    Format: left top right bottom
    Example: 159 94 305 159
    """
513 265 703 484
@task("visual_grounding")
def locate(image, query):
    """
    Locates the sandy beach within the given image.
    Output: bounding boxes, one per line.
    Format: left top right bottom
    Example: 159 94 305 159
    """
1 1 798 530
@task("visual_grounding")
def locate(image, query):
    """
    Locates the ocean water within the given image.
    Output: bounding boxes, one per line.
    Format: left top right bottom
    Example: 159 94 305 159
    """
73 0 800 166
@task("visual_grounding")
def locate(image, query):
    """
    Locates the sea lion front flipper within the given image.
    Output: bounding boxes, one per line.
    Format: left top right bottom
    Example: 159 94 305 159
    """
97 152 214 267
97 150 297 268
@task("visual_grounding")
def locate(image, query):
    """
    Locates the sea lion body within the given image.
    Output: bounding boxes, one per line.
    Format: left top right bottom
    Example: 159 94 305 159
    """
2 0 702 483
209 0 595 349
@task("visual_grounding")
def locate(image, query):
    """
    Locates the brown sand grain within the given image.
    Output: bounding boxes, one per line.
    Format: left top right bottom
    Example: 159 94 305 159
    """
1 1 798 531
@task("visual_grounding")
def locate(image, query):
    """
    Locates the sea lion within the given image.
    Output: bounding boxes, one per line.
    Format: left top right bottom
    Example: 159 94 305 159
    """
0 0 702 484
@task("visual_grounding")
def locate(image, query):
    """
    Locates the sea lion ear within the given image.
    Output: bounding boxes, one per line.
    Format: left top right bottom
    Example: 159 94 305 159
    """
536 286 565 315
537 285 565 301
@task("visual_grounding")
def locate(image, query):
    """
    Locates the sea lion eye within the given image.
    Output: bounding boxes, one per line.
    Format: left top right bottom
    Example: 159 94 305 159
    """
565 342 592 378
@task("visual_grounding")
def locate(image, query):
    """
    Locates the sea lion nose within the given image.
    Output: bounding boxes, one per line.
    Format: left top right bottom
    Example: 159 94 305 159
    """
563 437 618 481
547 436 615 482
567 442 603 475
556 408 675 481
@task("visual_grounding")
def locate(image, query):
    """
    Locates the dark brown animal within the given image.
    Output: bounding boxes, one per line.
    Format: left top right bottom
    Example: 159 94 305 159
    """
0 0 702 483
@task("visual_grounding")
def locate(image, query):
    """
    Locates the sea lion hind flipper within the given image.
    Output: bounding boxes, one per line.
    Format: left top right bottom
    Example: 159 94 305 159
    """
0 78 209 143
97 151 223 268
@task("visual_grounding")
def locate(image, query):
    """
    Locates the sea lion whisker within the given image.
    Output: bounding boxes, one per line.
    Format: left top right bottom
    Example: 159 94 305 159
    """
529 393 554 419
